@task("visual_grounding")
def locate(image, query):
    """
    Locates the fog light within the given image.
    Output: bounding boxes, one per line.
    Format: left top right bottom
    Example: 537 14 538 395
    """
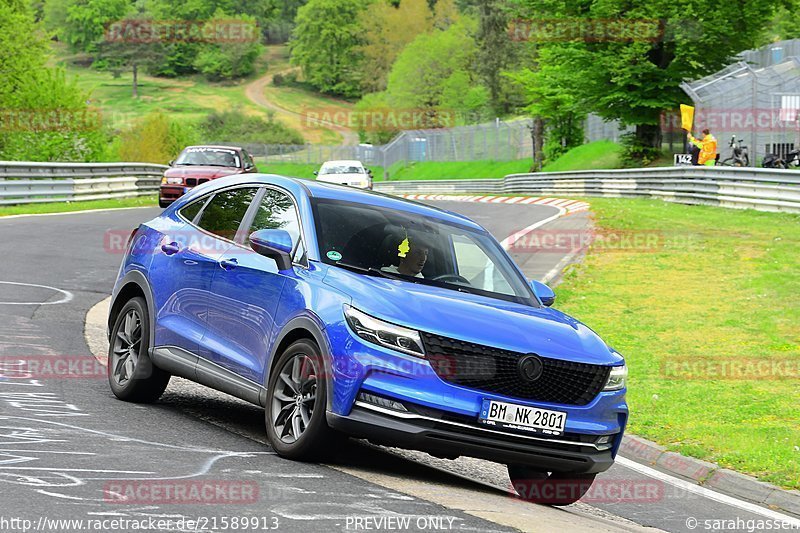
358 392 408 412
597 435 612 444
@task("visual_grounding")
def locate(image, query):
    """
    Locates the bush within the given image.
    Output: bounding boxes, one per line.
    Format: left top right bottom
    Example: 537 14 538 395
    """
117 113 199 164
272 73 285 86
620 132 663 167
200 109 304 145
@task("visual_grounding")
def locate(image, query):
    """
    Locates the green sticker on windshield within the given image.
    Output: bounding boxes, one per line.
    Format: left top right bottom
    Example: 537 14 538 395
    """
327 250 342 261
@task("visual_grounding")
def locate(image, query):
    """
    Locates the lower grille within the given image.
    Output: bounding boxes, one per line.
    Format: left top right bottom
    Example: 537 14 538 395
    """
422 332 611 406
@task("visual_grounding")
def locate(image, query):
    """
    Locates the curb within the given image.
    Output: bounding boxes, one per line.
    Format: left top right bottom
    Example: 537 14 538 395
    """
620 435 800 518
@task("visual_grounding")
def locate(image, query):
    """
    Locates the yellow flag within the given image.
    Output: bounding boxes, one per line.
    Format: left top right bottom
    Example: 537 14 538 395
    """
680 104 695 132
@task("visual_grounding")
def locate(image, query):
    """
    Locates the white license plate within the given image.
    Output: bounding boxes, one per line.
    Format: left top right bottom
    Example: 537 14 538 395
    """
478 399 567 435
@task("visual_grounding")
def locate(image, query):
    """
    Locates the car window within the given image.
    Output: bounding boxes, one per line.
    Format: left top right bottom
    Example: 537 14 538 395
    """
178 197 206 222
321 165 363 175
452 233 515 296
243 151 255 169
311 198 536 305
195 187 259 240
247 189 306 262
176 147 240 168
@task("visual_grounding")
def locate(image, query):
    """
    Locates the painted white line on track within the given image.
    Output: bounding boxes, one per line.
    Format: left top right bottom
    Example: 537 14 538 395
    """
0 281 74 305
0 205 154 221
499 207 567 251
617 457 800 526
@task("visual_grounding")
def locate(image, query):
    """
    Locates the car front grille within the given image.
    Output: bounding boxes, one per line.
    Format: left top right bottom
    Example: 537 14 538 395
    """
421 332 611 406
185 178 197 186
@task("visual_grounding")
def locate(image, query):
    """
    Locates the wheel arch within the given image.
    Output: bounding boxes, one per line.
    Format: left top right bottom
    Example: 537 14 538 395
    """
108 270 157 354
262 316 334 411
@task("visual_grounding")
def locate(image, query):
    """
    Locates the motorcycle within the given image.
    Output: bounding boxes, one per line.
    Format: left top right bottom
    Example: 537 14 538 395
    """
762 148 800 169
720 136 749 167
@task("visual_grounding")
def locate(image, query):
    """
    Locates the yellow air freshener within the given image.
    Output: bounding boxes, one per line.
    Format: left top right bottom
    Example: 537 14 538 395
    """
398 238 410 258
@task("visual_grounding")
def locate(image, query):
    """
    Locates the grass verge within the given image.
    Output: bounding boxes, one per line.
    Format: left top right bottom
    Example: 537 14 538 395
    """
0 196 157 217
542 140 622 172
554 198 800 489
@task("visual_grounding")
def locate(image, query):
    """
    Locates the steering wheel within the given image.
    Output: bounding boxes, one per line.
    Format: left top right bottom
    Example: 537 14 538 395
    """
431 273 471 285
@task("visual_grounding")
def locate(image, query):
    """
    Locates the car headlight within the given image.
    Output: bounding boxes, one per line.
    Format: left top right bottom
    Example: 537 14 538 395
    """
161 176 183 185
604 364 628 391
344 306 425 357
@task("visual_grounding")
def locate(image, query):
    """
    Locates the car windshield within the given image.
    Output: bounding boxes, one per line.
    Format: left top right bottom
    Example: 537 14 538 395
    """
311 198 537 306
320 165 363 175
175 148 240 168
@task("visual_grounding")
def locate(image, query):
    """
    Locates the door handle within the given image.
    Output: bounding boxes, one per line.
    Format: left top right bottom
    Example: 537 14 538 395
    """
219 258 238 271
161 242 181 255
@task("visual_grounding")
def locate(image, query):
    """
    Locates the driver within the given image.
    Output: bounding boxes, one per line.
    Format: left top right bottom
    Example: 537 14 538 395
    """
383 236 429 278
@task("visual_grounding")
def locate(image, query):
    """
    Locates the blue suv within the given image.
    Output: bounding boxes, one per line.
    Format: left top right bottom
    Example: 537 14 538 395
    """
108 174 628 504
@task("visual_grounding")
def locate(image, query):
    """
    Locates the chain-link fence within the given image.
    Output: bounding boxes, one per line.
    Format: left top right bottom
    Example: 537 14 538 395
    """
681 41 800 166
230 119 535 171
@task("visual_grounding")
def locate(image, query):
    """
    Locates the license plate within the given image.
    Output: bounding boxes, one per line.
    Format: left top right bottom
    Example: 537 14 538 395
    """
478 399 567 435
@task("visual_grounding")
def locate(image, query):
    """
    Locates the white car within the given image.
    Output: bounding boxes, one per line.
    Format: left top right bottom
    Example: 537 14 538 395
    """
314 160 373 189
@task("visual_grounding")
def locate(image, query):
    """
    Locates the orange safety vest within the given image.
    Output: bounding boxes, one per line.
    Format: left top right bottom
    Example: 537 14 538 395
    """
689 133 717 165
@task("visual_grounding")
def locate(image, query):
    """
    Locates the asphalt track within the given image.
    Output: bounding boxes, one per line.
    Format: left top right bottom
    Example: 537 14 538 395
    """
0 201 797 533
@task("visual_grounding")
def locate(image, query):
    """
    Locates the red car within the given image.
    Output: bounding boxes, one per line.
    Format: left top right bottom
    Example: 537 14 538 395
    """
159 145 258 208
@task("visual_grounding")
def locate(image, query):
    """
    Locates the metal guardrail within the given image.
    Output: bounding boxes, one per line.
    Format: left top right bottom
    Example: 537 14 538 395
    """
0 162 166 205
374 166 800 213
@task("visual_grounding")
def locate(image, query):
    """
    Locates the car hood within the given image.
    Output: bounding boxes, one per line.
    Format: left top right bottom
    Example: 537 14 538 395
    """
323 265 622 366
164 166 242 179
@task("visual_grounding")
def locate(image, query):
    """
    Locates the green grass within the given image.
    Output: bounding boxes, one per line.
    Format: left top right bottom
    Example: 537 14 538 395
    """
0 195 157 217
554 198 800 489
542 140 622 172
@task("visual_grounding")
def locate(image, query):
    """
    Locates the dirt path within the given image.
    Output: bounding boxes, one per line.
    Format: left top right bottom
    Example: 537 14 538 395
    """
244 66 359 146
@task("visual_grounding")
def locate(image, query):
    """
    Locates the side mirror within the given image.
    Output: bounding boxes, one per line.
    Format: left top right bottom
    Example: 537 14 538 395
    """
530 280 555 307
249 229 293 271
313 171 318 176
168 160 174 166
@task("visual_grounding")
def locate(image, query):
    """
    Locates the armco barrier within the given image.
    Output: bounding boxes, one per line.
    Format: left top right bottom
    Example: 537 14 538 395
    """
373 166 800 214
0 162 166 205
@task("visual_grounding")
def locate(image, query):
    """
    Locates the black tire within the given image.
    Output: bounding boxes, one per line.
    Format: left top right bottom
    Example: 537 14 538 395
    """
265 340 340 460
108 297 170 403
158 199 171 208
508 464 597 506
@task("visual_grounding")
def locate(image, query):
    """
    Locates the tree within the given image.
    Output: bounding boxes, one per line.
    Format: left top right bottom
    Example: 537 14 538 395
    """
474 0 524 115
62 0 131 52
0 0 106 161
510 0 795 149
384 19 487 124
357 0 434 93
289 0 370 98
193 11 263 80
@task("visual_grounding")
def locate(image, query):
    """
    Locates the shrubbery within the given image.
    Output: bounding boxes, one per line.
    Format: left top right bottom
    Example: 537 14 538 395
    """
115 113 199 164
200 110 304 145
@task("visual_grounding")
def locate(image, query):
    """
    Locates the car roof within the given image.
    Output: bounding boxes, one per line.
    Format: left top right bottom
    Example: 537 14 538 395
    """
177 173 482 231
182 145 245 152
320 160 363 166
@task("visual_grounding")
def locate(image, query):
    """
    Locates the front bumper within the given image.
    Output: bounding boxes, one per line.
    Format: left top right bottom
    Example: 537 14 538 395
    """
328 401 615 474
159 185 189 203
